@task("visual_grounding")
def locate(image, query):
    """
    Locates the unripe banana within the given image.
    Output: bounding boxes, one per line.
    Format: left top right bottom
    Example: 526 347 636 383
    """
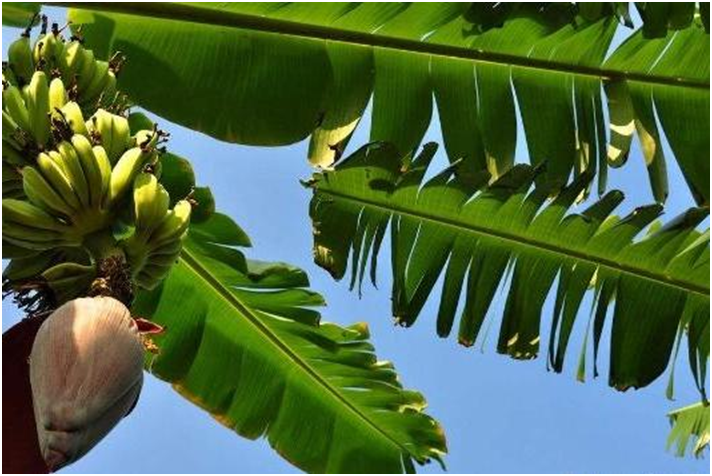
8 34 34 85
3 83 32 132
109 114 131 164
59 41 84 80
48 76 68 112
2 198 68 231
3 221 66 250
32 32 47 66
71 134 104 208
22 166 75 217
56 140 90 207
108 147 155 205
92 145 112 205
29 297 144 471
2 141 28 166
2 64 19 87
149 199 191 246
127 112 155 134
2 249 56 281
82 60 109 103
25 71 51 146
89 110 132 164
41 262 97 304
39 30 65 72
37 152 82 211
76 48 96 93
132 129 160 150
133 173 169 235
59 101 88 136
98 71 117 108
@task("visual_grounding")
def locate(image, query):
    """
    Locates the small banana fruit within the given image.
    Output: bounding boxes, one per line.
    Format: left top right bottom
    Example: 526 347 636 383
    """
41 262 97 304
36 151 82 211
56 140 90 207
133 173 169 235
71 134 105 208
22 166 75 217
8 33 34 85
82 60 109 104
3 83 32 132
108 146 156 205
89 109 131 164
58 101 89 136
24 71 51 147
48 76 68 112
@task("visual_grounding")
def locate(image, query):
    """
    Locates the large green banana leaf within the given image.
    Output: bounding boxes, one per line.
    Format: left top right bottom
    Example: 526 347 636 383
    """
131 212 446 473
65 2 709 203
306 141 710 454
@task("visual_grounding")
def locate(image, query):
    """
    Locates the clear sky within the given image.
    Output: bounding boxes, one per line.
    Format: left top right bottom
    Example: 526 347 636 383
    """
2 7 708 474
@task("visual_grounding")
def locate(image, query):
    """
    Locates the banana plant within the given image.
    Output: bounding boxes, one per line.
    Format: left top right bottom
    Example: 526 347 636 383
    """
66 2 709 203
2 2 709 472
1 14 444 474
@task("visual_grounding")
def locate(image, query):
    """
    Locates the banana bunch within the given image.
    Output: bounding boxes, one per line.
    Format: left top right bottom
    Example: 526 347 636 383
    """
122 173 191 289
3 25 203 312
2 198 80 255
5 17 119 109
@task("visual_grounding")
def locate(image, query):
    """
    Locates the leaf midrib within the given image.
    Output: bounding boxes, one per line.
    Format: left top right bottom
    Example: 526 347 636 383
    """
60 2 710 90
177 247 416 460
318 187 710 298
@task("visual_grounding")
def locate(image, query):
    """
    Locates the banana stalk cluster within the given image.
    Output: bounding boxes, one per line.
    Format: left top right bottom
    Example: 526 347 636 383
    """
3 21 201 303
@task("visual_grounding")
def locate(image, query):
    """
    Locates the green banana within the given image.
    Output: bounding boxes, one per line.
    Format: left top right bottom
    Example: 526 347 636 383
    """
98 70 117 108
24 71 51 146
2 140 27 166
149 200 191 246
190 187 215 223
90 109 132 164
127 112 155 134
133 173 169 235
158 152 195 204
59 41 84 80
42 261 97 304
2 198 68 231
3 239 37 258
48 76 68 112
22 166 75 217
3 83 32 132
108 147 155 205
109 113 131 163
59 101 89 136
40 30 65 72
56 140 90 207
36 152 81 211
71 134 104 208
2 163 25 199
82 60 109 103
92 145 112 204
2 249 56 281
2 65 19 87
75 47 96 93
8 34 34 85
3 222 67 250
132 129 162 150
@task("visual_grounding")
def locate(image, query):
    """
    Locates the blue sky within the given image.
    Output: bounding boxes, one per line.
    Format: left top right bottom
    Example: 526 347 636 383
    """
2 7 708 474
